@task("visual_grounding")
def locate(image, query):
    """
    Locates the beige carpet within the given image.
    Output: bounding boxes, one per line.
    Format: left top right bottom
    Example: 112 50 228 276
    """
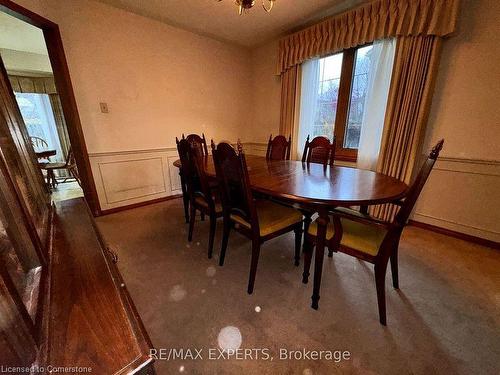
96 198 500 375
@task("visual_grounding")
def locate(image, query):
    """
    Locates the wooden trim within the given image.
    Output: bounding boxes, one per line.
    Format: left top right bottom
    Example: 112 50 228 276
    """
409 219 500 250
0 0 102 216
99 194 182 216
334 48 355 157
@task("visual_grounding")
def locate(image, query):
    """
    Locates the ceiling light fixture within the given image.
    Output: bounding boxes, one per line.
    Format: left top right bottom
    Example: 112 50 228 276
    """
218 0 276 15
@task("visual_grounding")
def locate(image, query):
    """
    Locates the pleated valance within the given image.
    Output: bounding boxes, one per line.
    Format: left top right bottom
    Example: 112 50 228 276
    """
277 0 459 73
8 75 57 94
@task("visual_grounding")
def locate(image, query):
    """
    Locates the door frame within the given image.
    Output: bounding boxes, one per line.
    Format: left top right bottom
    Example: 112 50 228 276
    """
0 0 101 215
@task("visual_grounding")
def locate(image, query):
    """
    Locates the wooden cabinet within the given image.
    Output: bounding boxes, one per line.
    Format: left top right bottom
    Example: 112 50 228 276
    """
0 53 154 373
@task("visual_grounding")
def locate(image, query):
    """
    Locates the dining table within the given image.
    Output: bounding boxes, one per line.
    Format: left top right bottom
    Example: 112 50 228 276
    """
173 154 408 309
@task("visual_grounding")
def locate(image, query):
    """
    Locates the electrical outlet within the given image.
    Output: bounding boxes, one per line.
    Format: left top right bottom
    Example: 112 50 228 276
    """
99 102 109 113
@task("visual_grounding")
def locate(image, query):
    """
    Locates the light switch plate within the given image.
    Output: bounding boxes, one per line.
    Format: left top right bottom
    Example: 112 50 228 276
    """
99 102 109 113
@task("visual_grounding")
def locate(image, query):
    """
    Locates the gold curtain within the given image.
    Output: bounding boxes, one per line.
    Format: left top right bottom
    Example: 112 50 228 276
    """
277 0 459 74
371 35 442 220
48 94 71 177
8 75 57 95
279 65 301 157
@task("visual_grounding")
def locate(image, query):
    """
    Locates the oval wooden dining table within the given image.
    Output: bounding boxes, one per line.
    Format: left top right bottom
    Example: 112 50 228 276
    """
173 155 408 309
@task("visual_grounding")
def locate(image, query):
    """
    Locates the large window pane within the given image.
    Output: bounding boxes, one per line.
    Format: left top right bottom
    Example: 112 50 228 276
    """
344 45 373 149
314 53 343 140
16 93 64 163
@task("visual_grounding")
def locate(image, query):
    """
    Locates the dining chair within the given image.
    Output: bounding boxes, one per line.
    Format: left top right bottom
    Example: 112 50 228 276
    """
302 139 444 325
177 133 209 223
301 135 336 166
176 137 222 258
40 147 81 188
300 135 336 254
266 134 291 161
185 133 209 157
30 136 51 163
30 136 49 149
211 140 303 294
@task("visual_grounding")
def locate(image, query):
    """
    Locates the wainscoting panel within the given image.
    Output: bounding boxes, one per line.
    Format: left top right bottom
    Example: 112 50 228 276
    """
89 148 182 211
90 146 498 242
167 156 182 192
414 157 500 242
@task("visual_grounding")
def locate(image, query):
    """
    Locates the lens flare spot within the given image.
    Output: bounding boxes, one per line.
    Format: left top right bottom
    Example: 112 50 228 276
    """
169 285 187 302
206 266 216 277
217 326 242 352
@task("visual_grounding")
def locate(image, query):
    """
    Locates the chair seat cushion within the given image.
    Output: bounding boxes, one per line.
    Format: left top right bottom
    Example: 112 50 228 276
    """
41 162 66 170
194 196 222 214
308 216 387 257
231 200 302 237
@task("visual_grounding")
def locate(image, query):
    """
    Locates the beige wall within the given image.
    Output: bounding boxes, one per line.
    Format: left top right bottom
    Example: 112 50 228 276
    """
14 0 252 153
247 40 281 143
1 49 52 74
12 0 252 210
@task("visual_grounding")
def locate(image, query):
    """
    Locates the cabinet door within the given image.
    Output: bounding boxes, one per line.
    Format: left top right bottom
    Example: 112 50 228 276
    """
0 53 50 366
0 55 50 260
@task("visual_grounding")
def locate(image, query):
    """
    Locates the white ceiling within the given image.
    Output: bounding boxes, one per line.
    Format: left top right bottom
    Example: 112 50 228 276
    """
95 0 367 47
0 11 48 55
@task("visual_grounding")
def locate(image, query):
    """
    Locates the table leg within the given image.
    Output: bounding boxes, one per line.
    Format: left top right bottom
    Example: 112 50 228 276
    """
179 170 189 223
311 209 329 310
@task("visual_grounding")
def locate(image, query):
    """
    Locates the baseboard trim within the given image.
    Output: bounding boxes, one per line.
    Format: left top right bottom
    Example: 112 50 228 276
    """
409 220 500 250
99 194 182 216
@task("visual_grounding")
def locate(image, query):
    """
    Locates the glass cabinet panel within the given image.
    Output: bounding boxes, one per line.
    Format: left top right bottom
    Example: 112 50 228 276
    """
0 163 42 320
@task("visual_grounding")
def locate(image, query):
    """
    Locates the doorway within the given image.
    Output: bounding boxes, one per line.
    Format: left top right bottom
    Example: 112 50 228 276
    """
0 0 100 214
0 11 82 202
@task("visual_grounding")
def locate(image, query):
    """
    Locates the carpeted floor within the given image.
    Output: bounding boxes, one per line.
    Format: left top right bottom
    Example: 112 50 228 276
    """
96 198 500 375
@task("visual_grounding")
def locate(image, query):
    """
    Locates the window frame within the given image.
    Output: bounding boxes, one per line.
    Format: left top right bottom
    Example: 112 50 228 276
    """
322 43 373 162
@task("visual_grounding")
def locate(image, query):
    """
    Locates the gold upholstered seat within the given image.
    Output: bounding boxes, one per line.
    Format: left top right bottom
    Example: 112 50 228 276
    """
231 200 303 237
308 214 387 257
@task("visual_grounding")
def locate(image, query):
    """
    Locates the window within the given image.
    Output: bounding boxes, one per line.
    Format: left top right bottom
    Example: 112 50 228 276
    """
15 93 64 162
299 44 374 162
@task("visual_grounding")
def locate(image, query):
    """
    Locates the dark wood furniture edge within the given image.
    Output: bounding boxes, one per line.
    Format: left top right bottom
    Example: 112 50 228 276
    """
409 219 500 250
87 201 155 374
87 203 155 352
99 194 182 216
42 198 154 374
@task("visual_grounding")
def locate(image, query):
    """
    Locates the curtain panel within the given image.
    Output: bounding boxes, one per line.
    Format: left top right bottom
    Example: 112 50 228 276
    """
278 65 301 157
371 35 442 221
48 94 71 177
277 0 458 74
8 75 57 95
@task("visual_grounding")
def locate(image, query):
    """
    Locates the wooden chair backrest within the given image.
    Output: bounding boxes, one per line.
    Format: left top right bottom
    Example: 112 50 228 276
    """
30 136 48 149
211 140 259 234
176 137 201 202
302 135 335 166
266 134 291 161
189 144 215 209
184 133 209 157
394 139 444 226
